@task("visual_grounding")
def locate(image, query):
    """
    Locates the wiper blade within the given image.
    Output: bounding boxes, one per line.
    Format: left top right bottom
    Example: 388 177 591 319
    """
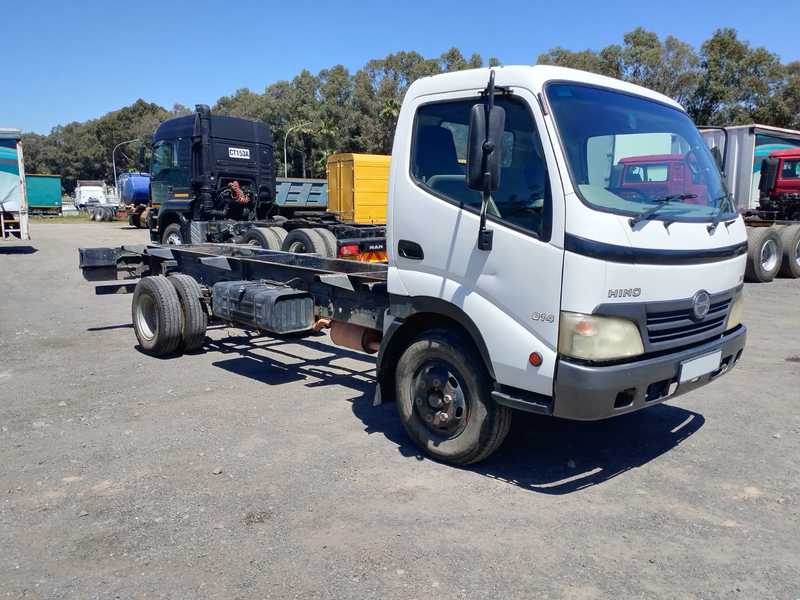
628 194 697 228
707 193 738 232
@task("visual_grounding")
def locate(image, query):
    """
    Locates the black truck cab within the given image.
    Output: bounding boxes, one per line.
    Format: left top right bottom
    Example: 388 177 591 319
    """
148 105 277 243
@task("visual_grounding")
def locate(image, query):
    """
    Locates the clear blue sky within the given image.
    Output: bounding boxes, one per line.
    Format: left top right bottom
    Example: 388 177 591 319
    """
2 0 798 135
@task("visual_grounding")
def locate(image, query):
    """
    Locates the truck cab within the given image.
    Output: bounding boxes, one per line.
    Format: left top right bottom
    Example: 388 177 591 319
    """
382 65 746 436
759 148 800 218
147 105 277 244
616 154 710 204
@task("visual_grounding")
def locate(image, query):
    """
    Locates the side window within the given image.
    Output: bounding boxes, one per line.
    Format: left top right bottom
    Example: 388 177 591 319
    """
411 98 550 239
152 141 171 177
171 139 181 168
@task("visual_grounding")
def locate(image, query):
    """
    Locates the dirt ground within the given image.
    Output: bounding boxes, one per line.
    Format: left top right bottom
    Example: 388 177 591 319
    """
1 221 799 599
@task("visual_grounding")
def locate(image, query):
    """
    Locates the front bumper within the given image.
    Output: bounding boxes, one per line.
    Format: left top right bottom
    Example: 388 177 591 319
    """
553 324 746 420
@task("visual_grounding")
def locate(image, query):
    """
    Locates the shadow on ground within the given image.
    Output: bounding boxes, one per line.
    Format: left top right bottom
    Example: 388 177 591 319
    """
132 327 705 495
0 245 37 255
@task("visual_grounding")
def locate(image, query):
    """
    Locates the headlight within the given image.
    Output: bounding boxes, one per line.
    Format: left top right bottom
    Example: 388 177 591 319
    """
726 293 744 331
558 312 644 360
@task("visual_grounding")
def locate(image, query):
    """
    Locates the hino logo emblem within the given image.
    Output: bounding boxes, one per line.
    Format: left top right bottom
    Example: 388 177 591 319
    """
607 288 641 298
692 290 711 320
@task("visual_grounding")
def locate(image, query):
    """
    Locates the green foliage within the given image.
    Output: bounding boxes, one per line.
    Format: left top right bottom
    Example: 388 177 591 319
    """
22 100 170 195
537 27 798 129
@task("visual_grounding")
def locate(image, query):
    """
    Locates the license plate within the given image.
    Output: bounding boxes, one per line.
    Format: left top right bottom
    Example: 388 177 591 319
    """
679 350 722 383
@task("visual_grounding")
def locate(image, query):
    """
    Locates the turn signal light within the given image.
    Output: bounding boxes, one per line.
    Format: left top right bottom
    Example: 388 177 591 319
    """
529 352 543 367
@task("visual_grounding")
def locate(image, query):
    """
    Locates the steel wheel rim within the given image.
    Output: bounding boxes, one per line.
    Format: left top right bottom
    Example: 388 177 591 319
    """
761 239 778 272
165 232 182 245
411 361 468 438
793 238 800 268
135 295 156 341
288 240 309 253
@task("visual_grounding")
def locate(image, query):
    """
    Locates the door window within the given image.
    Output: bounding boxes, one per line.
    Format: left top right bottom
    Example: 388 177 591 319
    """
411 97 550 239
152 141 171 177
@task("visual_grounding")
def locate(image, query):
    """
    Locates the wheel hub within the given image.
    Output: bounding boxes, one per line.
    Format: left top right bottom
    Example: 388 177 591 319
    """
761 239 778 272
412 365 466 437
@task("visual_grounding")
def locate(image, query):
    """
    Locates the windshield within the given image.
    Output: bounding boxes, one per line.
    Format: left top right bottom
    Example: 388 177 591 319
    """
546 83 732 222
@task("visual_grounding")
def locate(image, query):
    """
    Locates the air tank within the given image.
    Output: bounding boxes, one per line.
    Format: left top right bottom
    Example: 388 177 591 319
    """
117 173 150 206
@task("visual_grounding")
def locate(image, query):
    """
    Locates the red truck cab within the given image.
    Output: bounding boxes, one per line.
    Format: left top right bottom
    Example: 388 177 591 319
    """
766 149 800 197
617 154 709 204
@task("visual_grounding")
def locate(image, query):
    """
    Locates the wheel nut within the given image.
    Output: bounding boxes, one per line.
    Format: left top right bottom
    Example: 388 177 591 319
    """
444 394 452 404
432 378 441 388
425 414 433 423
438 412 448 422
415 397 423 406
418 380 426 389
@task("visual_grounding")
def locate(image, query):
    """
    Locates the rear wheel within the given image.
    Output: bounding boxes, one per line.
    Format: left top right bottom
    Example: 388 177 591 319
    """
131 276 184 356
242 227 272 248
162 223 184 245
745 227 781 283
281 228 327 255
314 228 338 258
395 328 512 465
778 225 800 278
168 274 207 352
241 227 286 250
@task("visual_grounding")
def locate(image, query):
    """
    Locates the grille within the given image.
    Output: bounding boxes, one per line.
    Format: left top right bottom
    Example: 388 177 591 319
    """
646 298 732 346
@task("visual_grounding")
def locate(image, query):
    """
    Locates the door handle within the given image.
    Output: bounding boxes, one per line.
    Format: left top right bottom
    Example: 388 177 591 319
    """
398 239 424 260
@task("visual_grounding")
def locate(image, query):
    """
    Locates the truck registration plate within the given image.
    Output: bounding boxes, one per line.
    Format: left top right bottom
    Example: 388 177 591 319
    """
679 351 722 383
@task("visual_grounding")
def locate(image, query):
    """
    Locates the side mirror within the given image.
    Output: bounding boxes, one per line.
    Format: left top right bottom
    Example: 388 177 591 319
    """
137 146 146 173
466 104 505 192
710 146 724 173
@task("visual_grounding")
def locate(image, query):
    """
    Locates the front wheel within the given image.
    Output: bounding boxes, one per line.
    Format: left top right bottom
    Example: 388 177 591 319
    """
162 223 183 245
395 328 512 465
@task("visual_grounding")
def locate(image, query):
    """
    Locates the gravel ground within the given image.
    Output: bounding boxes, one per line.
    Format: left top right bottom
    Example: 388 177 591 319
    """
1 221 799 599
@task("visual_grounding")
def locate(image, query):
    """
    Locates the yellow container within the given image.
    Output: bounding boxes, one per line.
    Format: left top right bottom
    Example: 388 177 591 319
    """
326 153 390 224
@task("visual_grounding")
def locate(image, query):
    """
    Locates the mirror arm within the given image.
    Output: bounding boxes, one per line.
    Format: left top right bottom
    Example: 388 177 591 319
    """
478 72 497 252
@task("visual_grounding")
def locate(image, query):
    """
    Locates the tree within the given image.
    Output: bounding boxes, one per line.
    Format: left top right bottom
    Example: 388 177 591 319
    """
688 28 785 125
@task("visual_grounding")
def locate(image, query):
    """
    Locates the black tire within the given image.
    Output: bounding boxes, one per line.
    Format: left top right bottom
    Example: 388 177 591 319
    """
395 328 512 465
314 228 338 258
162 223 184 245
241 227 284 250
241 227 272 248
168 274 207 352
128 213 141 228
281 228 327 255
131 276 184 357
745 227 781 283
778 225 800 278
270 226 288 247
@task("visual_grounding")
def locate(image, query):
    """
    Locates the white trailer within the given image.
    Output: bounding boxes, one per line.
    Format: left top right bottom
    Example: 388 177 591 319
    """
0 128 30 240
700 125 800 282
81 66 748 465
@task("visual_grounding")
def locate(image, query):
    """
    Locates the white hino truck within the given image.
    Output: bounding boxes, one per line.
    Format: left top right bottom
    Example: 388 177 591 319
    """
80 66 747 465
